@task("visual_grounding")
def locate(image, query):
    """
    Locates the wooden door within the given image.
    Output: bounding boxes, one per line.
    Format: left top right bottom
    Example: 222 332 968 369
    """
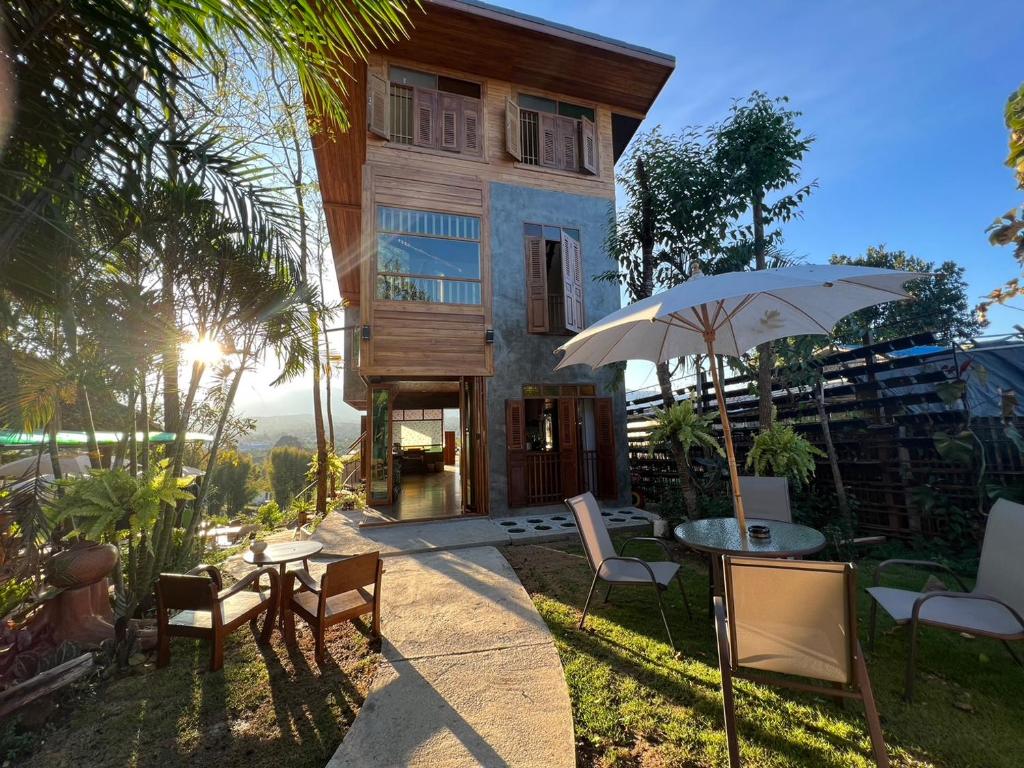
558 397 580 498
506 398 527 508
595 397 618 500
443 431 456 465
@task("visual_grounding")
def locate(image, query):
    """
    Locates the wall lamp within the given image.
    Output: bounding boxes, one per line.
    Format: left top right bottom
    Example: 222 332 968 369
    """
361 325 372 341
485 329 495 344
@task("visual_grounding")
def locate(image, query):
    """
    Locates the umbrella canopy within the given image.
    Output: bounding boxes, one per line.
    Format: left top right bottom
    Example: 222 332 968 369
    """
555 264 926 535
555 265 924 369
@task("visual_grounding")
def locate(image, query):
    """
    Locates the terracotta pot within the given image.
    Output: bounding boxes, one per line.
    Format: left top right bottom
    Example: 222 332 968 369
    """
45 543 119 589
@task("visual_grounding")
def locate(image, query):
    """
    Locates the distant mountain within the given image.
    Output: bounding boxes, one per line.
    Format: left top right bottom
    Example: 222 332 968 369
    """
239 413 361 459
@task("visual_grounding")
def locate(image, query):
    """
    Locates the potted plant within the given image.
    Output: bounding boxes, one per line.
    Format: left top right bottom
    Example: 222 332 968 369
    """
746 420 826 488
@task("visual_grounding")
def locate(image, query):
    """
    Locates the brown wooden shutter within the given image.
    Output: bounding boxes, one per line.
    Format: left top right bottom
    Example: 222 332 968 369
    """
558 397 580 498
556 116 579 171
368 73 390 139
413 87 438 148
595 397 618 500
561 232 585 333
524 235 548 333
439 93 461 151
579 116 598 175
462 96 481 156
539 113 558 168
504 98 522 161
506 399 527 508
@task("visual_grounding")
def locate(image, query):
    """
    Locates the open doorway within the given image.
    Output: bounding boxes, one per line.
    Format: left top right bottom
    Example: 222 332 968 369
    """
364 378 487 524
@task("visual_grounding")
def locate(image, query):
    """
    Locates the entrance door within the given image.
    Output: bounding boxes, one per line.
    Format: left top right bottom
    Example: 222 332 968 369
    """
367 385 393 506
460 376 489 515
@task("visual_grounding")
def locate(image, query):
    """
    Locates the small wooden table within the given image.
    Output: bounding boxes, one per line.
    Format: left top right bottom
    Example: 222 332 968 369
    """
243 541 323 627
674 517 827 614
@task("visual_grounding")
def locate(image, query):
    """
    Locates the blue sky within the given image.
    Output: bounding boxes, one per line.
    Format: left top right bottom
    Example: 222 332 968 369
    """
237 0 1023 413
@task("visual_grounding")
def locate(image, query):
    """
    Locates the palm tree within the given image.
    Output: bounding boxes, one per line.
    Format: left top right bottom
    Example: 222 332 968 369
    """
648 401 724 516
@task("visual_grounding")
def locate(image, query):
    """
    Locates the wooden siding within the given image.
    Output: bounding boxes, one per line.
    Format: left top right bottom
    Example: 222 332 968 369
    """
360 164 492 378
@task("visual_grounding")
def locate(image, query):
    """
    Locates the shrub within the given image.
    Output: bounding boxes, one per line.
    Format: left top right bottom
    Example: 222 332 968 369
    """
268 446 311 507
255 500 285 529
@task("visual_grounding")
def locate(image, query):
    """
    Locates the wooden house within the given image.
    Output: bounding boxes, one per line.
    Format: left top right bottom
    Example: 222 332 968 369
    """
310 0 674 520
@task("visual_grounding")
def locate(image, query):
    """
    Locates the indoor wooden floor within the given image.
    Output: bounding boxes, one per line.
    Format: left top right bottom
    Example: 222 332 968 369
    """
379 465 462 522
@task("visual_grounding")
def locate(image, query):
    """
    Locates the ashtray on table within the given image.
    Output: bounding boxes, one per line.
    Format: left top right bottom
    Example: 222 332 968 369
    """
747 524 771 540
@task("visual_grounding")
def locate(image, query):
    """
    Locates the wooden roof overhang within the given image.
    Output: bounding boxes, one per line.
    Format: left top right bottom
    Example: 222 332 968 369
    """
311 0 675 305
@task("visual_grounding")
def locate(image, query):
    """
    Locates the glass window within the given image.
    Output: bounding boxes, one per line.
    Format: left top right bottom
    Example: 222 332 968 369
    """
558 102 595 122
518 93 558 113
389 66 436 89
438 75 481 99
376 206 482 305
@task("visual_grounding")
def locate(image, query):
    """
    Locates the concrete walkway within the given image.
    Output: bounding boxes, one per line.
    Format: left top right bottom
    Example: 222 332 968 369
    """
327 546 575 768
313 505 652 557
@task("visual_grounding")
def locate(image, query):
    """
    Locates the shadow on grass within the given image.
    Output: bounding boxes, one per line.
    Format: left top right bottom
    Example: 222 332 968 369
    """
504 535 1024 768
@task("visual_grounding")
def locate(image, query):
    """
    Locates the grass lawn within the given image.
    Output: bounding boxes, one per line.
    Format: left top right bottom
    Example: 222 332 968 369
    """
503 534 1024 768
3 617 380 768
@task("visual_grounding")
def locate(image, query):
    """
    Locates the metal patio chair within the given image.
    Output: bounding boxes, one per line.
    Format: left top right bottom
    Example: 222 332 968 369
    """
566 491 691 652
867 497 1024 701
716 556 889 767
738 475 792 522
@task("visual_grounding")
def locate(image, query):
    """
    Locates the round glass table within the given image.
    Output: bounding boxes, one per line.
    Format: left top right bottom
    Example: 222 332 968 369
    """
674 517 826 613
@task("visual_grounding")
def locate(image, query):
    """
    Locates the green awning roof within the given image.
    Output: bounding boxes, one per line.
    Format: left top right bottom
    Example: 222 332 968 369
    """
0 431 214 448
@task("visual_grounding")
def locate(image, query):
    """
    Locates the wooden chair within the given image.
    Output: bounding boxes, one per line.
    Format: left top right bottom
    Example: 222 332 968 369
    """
156 564 279 672
715 556 889 767
283 551 383 663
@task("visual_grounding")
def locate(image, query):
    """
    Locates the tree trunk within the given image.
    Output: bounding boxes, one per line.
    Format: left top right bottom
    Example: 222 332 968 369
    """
161 264 179 433
139 376 150 474
752 191 774 429
310 311 328 521
815 380 850 520
656 361 697 517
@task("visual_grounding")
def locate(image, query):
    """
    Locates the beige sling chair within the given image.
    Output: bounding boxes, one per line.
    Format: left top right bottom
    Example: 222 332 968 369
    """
566 492 691 652
737 476 792 522
867 497 1024 701
715 556 889 767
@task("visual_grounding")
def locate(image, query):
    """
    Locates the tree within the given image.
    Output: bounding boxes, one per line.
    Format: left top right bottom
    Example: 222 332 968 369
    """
207 450 255 516
648 402 723 514
268 446 311 508
605 129 734 517
830 246 979 343
979 83 1024 324
713 92 816 429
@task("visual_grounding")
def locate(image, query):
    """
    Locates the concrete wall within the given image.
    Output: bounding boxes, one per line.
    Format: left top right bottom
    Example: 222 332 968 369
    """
487 182 630 516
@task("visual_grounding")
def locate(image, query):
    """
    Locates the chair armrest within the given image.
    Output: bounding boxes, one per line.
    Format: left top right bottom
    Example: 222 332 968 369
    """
218 565 278 601
872 559 970 590
283 568 320 601
911 590 1024 632
597 555 659 585
186 564 223 590
619 536 675 560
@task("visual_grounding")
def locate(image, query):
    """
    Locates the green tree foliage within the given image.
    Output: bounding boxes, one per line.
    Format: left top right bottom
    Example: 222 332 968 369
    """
830 246 980 342
206 450 254 516
746 422 825 488
268 446 311 508
979 83 1024 324
713 92 816 429
648 401 723 514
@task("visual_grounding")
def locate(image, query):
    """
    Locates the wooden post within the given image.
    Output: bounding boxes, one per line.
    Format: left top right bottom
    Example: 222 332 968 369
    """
706 334 747 536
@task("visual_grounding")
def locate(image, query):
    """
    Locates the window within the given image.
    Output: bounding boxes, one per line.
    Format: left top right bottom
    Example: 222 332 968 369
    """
369 66 482 156
523 223 584 334
377 206 482 305
509 95 598 174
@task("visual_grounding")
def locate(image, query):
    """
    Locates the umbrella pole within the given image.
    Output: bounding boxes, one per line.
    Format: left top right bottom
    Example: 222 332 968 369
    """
705 335 747 536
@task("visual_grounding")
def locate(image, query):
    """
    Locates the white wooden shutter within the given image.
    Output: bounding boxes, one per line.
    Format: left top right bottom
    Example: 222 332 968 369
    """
579 117 598 175
556 116 578 171
368 73 390 139
524 235 548 333
440 93 461 151
413 87 438 148
539 113 558 168
561 231 584 333
505 98 522 161
463 97 481 156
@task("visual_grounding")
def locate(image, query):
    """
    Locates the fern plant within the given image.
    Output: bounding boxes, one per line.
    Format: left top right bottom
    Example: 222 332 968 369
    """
746 422 825 488
649 401 724 458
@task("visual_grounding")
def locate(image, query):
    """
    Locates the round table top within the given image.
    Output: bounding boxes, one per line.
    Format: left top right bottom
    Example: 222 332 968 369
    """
242 540 323 565
674 517 826 558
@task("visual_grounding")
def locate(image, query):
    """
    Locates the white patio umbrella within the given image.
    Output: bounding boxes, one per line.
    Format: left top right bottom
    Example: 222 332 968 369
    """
555 264 926 536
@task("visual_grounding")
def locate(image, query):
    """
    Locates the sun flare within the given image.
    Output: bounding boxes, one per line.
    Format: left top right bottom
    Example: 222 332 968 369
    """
182 336 224 366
